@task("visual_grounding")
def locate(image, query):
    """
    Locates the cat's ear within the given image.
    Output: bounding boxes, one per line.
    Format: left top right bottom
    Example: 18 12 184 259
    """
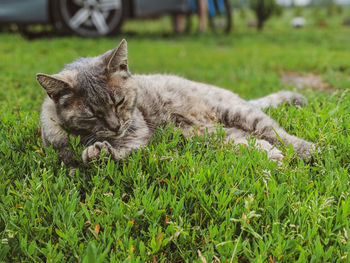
36 73 72 102
103 39 128 74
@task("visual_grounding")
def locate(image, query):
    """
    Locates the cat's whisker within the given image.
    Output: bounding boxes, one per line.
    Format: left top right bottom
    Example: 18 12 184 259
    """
82 134 97 145
86 137 98 146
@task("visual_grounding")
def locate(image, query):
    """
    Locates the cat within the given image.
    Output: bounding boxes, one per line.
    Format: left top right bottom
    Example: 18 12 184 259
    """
37 39 315 167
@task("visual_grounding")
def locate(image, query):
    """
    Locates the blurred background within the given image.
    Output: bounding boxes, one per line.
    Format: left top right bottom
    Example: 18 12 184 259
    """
0 0 349 38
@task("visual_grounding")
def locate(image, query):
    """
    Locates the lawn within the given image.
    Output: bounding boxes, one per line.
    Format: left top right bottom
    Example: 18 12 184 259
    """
0 9 350 262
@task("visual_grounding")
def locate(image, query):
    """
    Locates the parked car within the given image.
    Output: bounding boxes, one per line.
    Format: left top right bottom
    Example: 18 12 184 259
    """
0 0 189 37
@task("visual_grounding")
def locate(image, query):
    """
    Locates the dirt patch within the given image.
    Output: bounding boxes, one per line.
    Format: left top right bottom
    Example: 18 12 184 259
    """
280 72 334 93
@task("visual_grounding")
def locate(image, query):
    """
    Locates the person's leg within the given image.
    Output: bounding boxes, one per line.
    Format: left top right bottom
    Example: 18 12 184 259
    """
198 0 208 32
173 13 186 33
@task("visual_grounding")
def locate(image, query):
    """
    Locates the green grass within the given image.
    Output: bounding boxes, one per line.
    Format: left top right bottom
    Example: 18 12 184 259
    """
1 9 350 262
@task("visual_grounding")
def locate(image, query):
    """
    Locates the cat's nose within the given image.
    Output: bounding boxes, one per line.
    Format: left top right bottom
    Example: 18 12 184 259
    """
106 116 120 131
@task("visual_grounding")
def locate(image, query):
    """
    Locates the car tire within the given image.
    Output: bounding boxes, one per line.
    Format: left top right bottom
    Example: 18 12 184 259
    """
51 0 126 37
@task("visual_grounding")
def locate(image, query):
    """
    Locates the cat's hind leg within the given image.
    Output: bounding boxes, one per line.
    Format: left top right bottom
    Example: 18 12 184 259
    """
254 138 284 162
249 91 307 110
218 102 315 161
225 127 284 162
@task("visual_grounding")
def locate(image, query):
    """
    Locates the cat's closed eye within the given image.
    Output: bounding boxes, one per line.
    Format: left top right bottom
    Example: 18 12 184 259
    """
83 109 96 119
116 97 125 108
95 112 105 119
84 116 98 121
75 115 97 121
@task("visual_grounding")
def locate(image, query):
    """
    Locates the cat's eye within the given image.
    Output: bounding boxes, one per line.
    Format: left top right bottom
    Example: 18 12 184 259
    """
116 97 125 108
95 112 104 119
86 116 97 121
77 114 96 121
85 111 96 119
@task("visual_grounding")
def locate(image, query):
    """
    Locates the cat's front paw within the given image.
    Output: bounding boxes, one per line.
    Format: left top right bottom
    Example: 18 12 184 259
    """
82 141 114 163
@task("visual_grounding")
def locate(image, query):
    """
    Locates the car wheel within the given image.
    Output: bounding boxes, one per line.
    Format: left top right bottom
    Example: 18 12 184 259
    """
52 0 126 37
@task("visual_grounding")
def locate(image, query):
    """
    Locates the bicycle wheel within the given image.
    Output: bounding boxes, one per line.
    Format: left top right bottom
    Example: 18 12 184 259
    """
208 0 232 34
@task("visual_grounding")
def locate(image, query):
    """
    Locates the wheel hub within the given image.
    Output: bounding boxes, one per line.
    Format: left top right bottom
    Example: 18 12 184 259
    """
60 0 123 36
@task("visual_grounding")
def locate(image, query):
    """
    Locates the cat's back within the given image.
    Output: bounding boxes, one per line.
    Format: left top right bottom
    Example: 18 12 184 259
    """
133 74 187 92
133 74 239 100
132 73 242 111
131 74 243 129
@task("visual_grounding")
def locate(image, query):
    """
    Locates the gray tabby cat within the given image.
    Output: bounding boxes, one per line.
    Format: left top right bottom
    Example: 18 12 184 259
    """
37 39 315 167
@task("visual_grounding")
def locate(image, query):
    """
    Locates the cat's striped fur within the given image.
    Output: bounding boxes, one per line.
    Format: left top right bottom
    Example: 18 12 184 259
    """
37 39 315 166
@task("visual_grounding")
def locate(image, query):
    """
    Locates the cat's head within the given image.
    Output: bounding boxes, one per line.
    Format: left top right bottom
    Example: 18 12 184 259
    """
37 39 136 140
